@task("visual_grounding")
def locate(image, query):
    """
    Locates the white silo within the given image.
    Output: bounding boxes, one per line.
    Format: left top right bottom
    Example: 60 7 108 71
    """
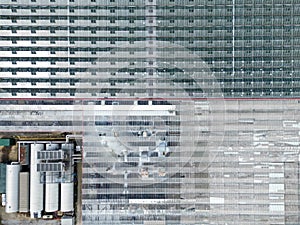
45 179 59 212
5 164 21 213
60 182 74 212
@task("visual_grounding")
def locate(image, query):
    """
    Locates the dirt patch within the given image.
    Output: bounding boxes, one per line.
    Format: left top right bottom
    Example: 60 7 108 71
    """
8 145 17 162
0 147 9 163
0 206 32 223
0 145 18 164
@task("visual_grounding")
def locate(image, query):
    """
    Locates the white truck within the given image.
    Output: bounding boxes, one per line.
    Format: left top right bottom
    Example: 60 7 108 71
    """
1 193 6 206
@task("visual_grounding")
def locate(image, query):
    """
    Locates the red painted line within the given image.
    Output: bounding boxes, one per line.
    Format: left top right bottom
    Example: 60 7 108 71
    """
0 130 78 133
0 97 299 101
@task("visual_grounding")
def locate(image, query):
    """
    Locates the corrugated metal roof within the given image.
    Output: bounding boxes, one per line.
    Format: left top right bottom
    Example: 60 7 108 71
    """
0 164 6 193
0 139 11 147
19 172 29 212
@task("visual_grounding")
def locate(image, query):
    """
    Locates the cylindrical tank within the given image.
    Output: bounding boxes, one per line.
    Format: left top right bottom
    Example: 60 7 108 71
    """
30 143 44 218
46 143 59 150
45 183 59 212
60 183 74 212
5 164 21 213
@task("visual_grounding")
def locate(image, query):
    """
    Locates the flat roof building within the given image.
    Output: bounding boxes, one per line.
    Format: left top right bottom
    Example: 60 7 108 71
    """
0 163 6 193
0 139 14 147
61 217 74 225
19 172 29 213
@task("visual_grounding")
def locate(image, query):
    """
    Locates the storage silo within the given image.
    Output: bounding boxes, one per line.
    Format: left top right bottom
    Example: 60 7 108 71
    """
60 182 74 212
30 143 44 218
45 181 59 212
5 164 21 213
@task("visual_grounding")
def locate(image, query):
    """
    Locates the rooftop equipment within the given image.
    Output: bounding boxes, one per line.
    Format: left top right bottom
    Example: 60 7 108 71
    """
46 143 60 150
37 150 64 160
37 162 64 172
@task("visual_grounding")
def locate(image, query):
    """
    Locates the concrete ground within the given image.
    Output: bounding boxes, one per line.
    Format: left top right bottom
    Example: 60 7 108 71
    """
0 206 34 224
1 220 60 225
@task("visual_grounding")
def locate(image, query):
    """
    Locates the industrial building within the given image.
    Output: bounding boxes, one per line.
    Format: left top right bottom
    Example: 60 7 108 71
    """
3 140 78 223
28 142 76 218
0 0 300 225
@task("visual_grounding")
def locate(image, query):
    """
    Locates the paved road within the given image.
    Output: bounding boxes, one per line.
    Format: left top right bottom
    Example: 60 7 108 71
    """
2 220 60 225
